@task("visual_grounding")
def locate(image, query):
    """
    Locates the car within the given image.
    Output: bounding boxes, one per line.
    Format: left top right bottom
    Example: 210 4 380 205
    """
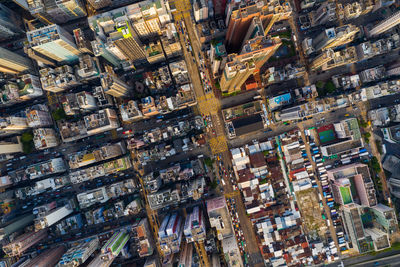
123 129 132 135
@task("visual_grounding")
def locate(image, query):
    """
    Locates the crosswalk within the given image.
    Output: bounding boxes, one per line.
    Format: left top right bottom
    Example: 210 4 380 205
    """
209 136 228 154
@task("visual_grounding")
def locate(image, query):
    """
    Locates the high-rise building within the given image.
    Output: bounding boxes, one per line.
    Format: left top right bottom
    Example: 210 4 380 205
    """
212 0 226 16
220 36 281 93
312 24 359 52
26 0 86 24
310 1 337 26
0 213 34 241
2 229 48 256
126 1 171 39
111 20 146 64
88 5 148 66
100 73 132 97
310 49 334 70
369 10 400 36
158 213 183 256
22 246 66 267
0 4 24 41
58 238 99 266
184 206 206 243
27 24 81 63
55 0 86 18
225 0 291 52
0 47 34 74
91 39 122 67
73 28 93 54
86 0 111 10
34 204 73 230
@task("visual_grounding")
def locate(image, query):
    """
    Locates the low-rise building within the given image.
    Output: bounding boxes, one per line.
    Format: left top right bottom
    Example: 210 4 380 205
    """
69 156 132 184
382 124 400 143
68 142 126 169
39 66 81 93
25 158 66 180
33 128 59 150
120 100 143 122
0 74 43 106
131 218 154 257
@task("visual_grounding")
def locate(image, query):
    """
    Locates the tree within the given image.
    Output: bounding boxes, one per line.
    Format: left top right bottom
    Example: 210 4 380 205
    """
21 132 33 143
21 131 34 154
370 156 382 173
316 81 325 89
358 119 368 128
325 81 336 94
52 108 66 121
204 157 214 168
364 132 371 138
210 179 218 189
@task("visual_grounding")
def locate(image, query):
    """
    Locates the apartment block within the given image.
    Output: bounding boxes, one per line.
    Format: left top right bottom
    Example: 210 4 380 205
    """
84 108 119 135
27 24 81 63
27 0 85 24
0 114 28 134
0 214 34 241
73 28 93 54
88 4 151 65
145 41 165 64
183 206 206 243
147 188 180 210
99 230 129 260
310 1 337 26
25 158 66 180
303 24 359 55
0 137 23 157
91 39 122 67
55 0 86 19
160 23 182 59
69 156 132 184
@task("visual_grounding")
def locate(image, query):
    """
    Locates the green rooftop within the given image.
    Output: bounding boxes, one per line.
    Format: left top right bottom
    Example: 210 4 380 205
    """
340 186 352 204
